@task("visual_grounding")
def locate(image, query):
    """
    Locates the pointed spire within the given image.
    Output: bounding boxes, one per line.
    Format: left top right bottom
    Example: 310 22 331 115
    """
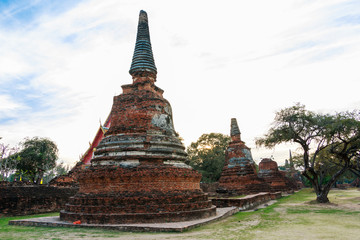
289 150 294 169
230 118 241 141
129 10 157 76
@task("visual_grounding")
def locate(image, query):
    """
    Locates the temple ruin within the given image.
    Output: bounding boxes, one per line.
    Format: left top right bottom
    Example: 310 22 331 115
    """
217 118 270 195
258 158 293 192
60 10 215 224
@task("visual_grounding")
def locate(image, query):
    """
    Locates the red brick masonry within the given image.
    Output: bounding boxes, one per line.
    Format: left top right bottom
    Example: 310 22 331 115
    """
217 119 271 195
61 164 216 223
0 186 78 217
60 11 216 223
258 158 294 192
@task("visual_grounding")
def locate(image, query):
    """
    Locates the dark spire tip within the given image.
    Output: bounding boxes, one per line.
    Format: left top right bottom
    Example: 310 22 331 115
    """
129 10 157 75
139 10 148 22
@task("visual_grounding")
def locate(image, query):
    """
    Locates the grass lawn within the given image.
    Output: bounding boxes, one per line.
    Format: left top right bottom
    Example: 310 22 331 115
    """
1 188 359 240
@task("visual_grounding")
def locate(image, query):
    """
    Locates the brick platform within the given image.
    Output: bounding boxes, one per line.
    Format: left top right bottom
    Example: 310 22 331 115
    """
211 192 282 209
10 192 282 232
11 207 236 232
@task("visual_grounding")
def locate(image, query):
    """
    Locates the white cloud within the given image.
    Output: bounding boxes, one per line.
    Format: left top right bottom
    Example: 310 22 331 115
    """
0 95 24 113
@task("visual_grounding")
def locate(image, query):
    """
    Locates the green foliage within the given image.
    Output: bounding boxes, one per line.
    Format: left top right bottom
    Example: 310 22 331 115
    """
256 103 360 203
16 137 59 184
301 175 313 187
290 151 358 186
255 103 331 149
336 170 358 184
187 133 231 183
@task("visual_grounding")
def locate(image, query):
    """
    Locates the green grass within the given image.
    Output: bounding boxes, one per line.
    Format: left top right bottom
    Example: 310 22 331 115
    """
1 188 360 240
206 188 360 239
287 208 360 215
0 212 132 240
0 212 58 233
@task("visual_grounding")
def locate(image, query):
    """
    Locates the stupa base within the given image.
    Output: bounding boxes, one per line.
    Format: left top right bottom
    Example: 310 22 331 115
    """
217 174 271 196
60 205 216 224
60 165 216 224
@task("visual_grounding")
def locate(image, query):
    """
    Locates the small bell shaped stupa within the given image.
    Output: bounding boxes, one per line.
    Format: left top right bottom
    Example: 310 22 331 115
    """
60 10 215 224
217 118 270 195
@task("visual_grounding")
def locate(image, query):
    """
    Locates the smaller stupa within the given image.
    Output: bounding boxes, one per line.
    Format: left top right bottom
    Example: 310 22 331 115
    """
258 158 292 192
217 118 270 195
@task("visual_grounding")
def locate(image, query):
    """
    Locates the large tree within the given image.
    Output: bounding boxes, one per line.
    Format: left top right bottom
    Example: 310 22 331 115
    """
16 137 59 184
256 104 360 203
187 133 231 183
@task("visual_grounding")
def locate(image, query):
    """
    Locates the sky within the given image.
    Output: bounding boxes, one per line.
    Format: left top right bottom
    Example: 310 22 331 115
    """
1 0 360 167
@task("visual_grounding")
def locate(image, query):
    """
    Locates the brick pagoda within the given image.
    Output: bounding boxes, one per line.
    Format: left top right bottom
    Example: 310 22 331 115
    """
258 158 292 192
60 10 215 224
217 118 270 195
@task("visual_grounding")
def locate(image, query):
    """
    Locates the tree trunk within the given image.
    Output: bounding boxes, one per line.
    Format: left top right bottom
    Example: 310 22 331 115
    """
315 166 348 203
316 189 330 203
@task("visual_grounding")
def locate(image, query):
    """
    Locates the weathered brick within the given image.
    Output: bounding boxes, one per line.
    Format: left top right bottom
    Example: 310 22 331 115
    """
0 185 78 217
258 158 293 192
60 10 215 224
217 118 271 196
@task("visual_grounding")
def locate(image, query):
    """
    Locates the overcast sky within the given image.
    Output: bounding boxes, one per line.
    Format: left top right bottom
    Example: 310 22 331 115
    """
1 0 359 166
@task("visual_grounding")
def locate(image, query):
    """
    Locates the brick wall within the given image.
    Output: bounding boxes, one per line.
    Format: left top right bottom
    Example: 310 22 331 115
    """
0 186 78 217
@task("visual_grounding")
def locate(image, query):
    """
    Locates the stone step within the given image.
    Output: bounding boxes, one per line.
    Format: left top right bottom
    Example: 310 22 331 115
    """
64 200 213 214
60 205 217 224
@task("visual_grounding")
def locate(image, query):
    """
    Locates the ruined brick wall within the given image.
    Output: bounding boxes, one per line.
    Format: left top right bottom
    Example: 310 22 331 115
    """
200 182 219 197
258 158 297 192
0 186 78 217
0 181 32 186
48 161 84 188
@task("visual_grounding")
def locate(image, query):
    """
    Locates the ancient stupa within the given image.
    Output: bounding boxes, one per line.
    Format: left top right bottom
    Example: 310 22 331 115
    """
217 118 270 195
60 10 216 224
258 158 292 192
